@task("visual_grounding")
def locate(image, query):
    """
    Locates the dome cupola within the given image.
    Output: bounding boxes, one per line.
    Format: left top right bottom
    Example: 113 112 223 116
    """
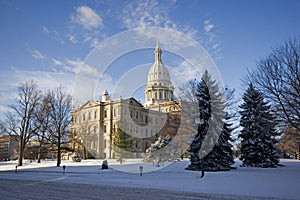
144 40 174 107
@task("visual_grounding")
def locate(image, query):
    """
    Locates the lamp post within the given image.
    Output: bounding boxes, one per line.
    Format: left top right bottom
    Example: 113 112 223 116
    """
139 166 143 176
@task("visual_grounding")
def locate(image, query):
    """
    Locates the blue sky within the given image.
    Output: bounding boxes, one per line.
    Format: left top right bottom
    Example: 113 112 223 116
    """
0 0 300 116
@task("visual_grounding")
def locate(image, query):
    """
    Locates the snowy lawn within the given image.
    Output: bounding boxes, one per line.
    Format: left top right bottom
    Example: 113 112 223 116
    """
0 159 299 199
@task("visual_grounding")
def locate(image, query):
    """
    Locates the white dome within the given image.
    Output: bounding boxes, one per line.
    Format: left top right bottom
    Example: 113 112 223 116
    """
147 61 171 86
144 40 174 107
146 40 172 87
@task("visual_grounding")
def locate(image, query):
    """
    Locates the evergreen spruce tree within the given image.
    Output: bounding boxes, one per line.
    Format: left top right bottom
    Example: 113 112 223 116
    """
186 70 226 171
113 126 132 164
202 113 235 171
239 84 280 167
185 72 211 171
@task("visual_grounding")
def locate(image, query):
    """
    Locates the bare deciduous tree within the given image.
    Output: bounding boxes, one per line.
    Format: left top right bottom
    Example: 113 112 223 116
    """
48 86 72 167
33 92 52 163
5 80 41 166
247 37 300 131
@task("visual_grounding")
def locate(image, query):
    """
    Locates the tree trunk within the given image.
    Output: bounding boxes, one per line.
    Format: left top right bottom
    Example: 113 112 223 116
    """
57 132 61 167
200 158 205 178
18 139 24 166
83 146 87 160
37 145 42 163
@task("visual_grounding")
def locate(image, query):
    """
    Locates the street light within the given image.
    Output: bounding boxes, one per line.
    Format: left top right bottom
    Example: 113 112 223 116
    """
139 166 143 176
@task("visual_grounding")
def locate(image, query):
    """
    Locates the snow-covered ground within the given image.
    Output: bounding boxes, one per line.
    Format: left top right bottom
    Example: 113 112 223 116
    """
0 159 299 199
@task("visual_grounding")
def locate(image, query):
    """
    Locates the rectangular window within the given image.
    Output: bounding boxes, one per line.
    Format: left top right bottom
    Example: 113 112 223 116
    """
104 125 107 133
113 108 117 117
83 113 85 121
104 110 107 118
94 111 97 119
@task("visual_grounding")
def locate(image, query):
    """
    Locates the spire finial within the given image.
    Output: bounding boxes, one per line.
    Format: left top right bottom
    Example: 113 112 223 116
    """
156 39 160 49
154 40 162 62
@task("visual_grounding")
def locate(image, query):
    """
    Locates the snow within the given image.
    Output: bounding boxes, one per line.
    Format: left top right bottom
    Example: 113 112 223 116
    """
1 158 300 199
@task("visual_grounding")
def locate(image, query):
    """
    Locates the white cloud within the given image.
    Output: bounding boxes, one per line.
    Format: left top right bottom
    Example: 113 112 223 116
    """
121 1 221 58
0 63 114 115
213 43 220 50
53 30 65 44
72 6 103 30
121 0 198 39
0 69 75 120
51 58 99 76
122 0 164 28
29 49 46 60
204 20 215 32
69 35 78 44
89 37 100 48
175 60 201 79
67 6 105 48
42 26 49 33
43 27 65 45
52 58 64 66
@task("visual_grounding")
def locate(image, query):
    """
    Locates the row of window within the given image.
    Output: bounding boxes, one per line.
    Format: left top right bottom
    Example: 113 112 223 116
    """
146 90 172 101
83 138 146 152
76 123 158 138
74 107 120 123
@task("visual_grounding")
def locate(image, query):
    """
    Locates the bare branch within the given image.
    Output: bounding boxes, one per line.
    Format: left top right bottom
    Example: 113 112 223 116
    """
247 37 300 131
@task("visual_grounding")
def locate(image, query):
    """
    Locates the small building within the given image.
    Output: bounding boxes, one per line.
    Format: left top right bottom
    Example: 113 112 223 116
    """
0 135 19 161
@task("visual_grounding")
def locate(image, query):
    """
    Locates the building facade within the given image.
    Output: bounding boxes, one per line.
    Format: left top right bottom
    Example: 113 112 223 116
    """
71 41 181 159
0 135 19 161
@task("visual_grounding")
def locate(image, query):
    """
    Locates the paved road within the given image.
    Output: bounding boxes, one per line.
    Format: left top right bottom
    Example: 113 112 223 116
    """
0 178 279 200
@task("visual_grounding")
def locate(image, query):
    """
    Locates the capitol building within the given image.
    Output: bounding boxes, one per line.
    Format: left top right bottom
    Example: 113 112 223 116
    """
70 41 181 159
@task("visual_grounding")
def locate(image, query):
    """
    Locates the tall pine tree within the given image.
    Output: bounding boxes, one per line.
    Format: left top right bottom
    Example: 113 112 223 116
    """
186 71 226 171
113 126 132 164
239 84 280 167
185 72 211 171
202 113 235 171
